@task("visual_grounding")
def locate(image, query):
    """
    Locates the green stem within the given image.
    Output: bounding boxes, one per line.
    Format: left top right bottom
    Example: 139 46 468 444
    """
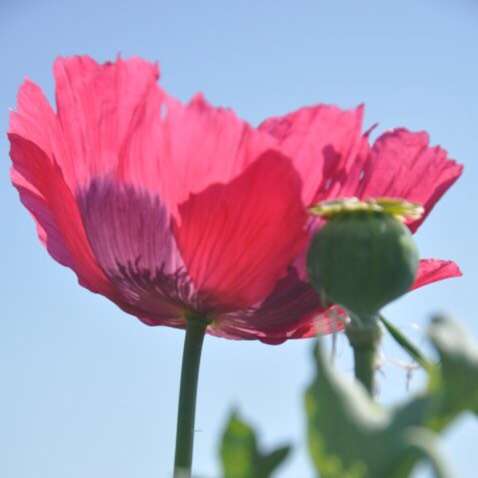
173 316 208 478
351 346 376 394
345 314 382 396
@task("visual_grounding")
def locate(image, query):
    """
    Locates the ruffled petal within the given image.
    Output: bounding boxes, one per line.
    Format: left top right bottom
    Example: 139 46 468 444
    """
53 55 160 189
77 179 190 322
123 93 276 215
259 104 365 205
208 266 329 344
412 258 462 290
55 57 277 215
173 153 308 313
9 135 112 295
9 80 68 173
352 129 463 231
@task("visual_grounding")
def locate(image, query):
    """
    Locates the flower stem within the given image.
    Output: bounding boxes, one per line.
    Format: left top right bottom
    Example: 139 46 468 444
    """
345 314 382 396
350 345 376 394
173 316 208 478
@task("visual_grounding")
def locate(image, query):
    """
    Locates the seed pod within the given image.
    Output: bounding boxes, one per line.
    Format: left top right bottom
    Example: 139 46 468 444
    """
307 198 421 317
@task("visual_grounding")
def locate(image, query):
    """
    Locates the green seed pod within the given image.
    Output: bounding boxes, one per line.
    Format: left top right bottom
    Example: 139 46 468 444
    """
307 198 422 317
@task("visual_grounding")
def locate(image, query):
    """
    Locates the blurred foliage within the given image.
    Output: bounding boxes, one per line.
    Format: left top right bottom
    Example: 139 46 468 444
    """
219 410 290 478
306 315 478 478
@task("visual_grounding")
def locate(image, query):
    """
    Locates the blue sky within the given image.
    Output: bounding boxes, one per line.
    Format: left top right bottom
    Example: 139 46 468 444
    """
1 0 477 476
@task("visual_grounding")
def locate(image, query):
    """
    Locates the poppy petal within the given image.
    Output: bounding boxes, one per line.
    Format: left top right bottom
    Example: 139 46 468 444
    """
9 80 69 178
9 135 112 295
174 152 308 313
56 59 278 214
259 104 365 205
412 258 462 290
143 93 276 213
354 129 463 231
210 266 326 344
77 179 190 322
53 55 160 188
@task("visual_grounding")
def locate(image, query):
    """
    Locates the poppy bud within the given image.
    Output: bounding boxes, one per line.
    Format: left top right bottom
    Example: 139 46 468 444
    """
307 198 422 317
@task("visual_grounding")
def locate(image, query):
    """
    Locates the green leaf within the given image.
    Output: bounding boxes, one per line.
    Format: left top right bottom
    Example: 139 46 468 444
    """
305 340 411 478
220 410 291 478
259 446 291 475
379 314 434 373
426 315 478 428
306 316 478 478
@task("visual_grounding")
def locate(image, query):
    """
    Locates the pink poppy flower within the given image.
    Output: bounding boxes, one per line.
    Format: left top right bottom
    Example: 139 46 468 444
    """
8 56 462 344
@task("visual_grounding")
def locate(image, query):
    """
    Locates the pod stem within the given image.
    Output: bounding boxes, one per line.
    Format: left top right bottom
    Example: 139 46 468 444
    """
173 316 208 478
345 314 382 396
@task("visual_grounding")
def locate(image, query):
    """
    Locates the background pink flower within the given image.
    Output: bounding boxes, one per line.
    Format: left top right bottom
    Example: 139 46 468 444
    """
8 56 463 344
